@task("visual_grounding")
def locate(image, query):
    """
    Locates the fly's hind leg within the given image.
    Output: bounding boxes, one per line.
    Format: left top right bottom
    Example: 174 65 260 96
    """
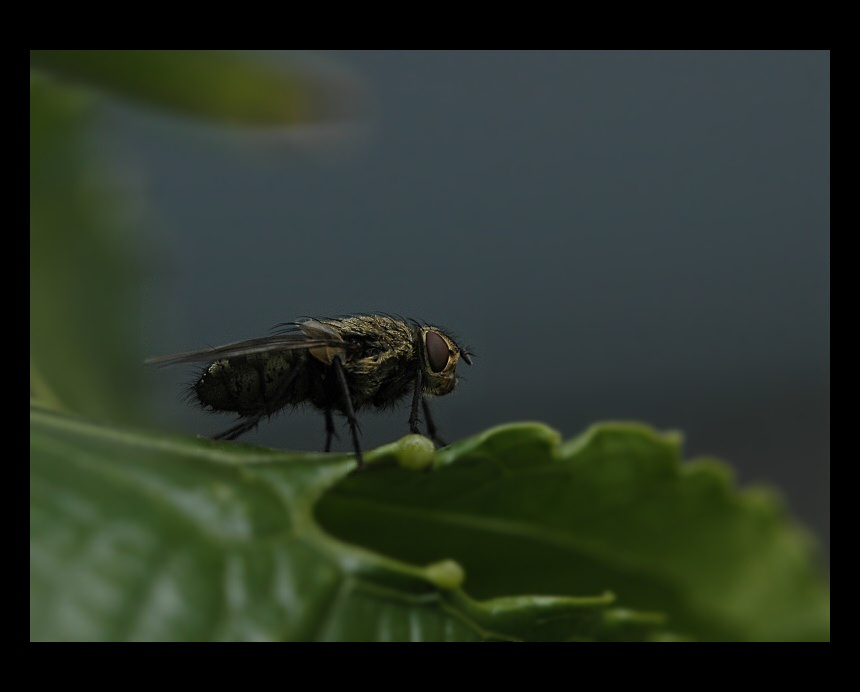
212 361 302 442
213 414 264 441
332 356 364 470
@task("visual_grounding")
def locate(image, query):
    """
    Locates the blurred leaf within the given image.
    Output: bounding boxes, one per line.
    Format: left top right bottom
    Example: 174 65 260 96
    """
30 74 143 424
31 408 658 642
317 422 830 641
30 50 359 126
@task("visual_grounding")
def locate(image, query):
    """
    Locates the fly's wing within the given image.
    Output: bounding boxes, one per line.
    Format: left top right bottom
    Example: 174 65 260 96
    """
145 326 350 368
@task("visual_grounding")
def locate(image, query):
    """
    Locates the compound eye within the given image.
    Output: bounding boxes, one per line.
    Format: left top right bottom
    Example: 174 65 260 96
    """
425 331 450 373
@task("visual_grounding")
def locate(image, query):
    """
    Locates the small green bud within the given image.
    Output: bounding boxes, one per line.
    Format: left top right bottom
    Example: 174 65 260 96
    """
393 434 435 470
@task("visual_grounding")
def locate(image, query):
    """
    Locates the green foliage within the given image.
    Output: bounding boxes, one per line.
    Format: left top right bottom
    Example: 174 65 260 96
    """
320 423 830 641
29 409 642 641
29 410 828 641
29 51 829 641
30 71 143 424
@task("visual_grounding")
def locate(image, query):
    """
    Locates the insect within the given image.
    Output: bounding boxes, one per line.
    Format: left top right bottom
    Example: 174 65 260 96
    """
146 315 473 469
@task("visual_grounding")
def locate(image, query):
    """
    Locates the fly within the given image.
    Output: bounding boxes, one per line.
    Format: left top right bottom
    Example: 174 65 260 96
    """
146 315 473 469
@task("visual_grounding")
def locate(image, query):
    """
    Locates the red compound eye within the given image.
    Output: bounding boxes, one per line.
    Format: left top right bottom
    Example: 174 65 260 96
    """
425 331 450 373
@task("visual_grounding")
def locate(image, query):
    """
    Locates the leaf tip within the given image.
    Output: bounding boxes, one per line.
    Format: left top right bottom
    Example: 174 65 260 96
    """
424 559 465 590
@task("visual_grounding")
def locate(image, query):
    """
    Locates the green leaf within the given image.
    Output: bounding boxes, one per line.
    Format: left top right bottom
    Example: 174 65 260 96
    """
316 422 830 641
30 409 827 641
30 50 359 126
31 408 647 642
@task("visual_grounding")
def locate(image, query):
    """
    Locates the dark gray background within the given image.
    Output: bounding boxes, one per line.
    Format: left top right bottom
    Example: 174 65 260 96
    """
107 51 829 558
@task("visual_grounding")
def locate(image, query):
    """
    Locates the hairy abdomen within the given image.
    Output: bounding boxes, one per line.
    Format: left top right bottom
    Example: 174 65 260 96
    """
194 352 305 416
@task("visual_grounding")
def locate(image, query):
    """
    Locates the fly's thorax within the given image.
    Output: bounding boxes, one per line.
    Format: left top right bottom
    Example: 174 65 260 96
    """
418 326 464 396
194 351 303 415
312 316 415 374
319 317 418 406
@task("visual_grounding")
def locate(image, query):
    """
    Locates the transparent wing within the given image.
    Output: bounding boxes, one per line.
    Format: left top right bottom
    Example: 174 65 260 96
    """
145 321 351 368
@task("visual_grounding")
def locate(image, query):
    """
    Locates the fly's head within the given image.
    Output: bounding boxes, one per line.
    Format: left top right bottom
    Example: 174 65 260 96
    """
418 326 472 395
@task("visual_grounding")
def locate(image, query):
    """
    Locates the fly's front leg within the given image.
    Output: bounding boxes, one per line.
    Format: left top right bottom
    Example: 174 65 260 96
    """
332 356 364 470
408 368 422 434
422 398 447 447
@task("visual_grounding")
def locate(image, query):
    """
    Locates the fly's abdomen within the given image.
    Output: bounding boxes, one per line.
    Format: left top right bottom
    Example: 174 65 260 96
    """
194 352 302 416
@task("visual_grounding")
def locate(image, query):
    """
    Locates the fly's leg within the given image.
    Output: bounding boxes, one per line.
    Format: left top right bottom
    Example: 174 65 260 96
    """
422 398 447 447
332 356 364 470
324 409 338 452
408 368 422 435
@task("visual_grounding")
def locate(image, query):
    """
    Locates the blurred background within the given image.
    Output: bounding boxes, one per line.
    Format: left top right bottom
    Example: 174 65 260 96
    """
100 51 828 557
